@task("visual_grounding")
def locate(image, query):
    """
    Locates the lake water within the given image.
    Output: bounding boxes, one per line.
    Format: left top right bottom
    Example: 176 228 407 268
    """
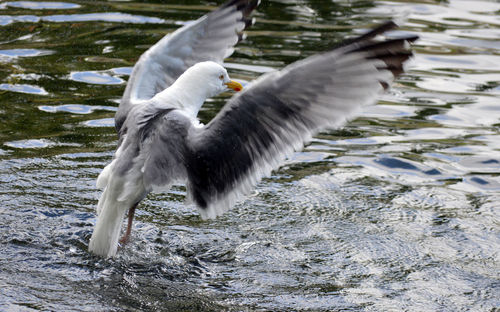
0 0 499 311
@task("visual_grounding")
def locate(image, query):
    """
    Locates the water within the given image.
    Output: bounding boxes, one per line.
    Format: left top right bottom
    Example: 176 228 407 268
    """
1 0 499 311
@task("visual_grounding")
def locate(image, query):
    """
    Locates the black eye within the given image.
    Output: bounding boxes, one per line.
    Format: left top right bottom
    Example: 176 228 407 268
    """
219 75 224 80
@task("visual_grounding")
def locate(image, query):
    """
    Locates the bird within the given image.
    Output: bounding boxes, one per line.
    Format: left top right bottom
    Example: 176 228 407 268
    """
88 0 418 257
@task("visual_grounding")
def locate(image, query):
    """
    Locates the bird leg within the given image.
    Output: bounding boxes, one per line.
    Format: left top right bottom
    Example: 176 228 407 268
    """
119 203 137 246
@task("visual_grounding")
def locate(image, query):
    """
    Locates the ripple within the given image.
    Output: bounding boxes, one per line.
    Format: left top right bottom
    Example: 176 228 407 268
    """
372 1 500 27
458 156 500 174
9 73 50 81
417 73 500 95
4 139 54 149
1 1 80 9
0 83 48 95
83 118 114 127
447 28 500 41
401 128 468 141
375 157 441 176
449 0 500 14
286 151 329 164
362 104 417 119
224 62 276 73
447 37 500 51
416 76 472 94
0 15 40 26
430 96 500 127
335 155 447 183
38 104 116 114
43 12 165 24
413 54 500 72
110 67 132 76
464 176 500 192
0 48 54 59
70 71 124 85
0 12 165 26
376 157 419 171
328 135 393 146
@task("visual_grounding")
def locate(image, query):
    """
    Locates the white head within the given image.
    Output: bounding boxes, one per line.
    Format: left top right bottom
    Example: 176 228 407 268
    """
176 61 242 98
160 61 242 117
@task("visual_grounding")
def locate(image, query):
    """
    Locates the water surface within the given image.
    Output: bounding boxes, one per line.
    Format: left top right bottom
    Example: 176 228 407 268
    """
0 0 499 311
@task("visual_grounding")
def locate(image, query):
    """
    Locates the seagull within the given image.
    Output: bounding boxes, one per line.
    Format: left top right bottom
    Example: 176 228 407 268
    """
88 0 418 257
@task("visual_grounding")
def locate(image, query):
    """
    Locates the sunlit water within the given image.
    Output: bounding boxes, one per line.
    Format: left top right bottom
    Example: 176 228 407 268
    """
1 0 499 311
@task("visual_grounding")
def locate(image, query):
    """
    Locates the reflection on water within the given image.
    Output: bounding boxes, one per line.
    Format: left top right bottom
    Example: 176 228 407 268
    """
1 1 81 10
1 0 499 311
0 82 48 94
43 12 166 24
4 138 55 148
0 11 167 26
70 71 125 85
39 104 116 114
83 118 115 128
0 48 54 58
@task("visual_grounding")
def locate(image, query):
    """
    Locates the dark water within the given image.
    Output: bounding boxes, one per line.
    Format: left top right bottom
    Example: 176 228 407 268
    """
1 0 499 311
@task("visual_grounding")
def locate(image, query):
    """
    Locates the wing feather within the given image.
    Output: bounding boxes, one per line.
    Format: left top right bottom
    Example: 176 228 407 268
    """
115 0 259 132
184 22 418 218
136 21 418 219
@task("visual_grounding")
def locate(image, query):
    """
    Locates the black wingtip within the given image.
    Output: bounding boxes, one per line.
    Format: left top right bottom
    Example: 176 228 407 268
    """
222 0 259 43
357 21 399 42
402 34 419 43
333 21 419 51
352 36 417 54
242 0 260 16
332 21 419 82
222 0 260 17
219 0 259 27
243 17 255 29
221 0 244 8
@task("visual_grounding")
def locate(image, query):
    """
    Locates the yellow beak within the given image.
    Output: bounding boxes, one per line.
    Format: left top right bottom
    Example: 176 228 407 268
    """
225 80 243 92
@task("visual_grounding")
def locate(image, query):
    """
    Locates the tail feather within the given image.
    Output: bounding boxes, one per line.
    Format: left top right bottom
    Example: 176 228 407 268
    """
88 181 128 257
89 160 147 257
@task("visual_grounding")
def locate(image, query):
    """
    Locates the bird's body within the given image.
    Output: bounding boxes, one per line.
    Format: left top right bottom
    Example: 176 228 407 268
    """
89 62 242 256
88 0 418 257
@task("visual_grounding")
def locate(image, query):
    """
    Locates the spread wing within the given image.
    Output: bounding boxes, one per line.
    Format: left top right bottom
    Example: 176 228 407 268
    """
142 21 419 219
115 0 259 132
186 22 418 218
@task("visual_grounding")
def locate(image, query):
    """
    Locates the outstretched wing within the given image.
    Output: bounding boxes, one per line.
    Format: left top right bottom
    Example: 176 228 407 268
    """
115 0 259 132
184 21 418 218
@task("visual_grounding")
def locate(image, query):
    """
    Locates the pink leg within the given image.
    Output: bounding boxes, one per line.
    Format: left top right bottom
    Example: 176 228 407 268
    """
119 203 137 245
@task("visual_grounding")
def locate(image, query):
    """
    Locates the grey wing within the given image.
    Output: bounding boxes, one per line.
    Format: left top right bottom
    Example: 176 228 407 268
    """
184 21 419 219
115 0 259 132
139 109 192 192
